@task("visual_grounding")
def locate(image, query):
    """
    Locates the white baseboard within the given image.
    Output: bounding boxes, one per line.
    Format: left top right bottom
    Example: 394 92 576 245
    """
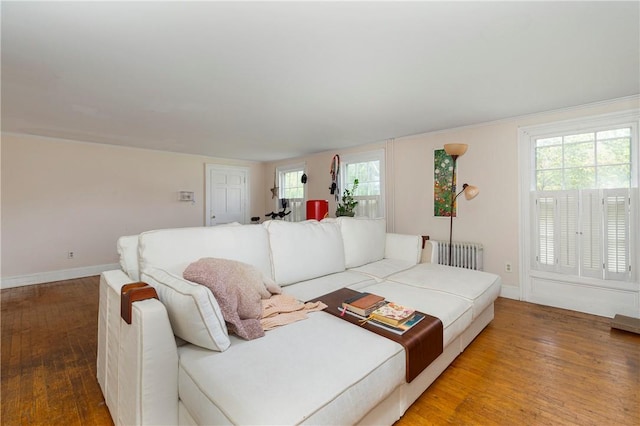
500 285 521 300
1 263 119 289
528 276 639 318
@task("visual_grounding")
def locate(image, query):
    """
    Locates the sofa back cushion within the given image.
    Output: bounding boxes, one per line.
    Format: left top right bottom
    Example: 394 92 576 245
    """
137 224 272 278
117 235 140 281
264 220 345 286
336 217 386 268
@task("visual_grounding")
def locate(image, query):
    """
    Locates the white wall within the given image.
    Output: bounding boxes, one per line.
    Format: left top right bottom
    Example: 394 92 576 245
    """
1 134 265 287
3 97 637 289
265 97 640 294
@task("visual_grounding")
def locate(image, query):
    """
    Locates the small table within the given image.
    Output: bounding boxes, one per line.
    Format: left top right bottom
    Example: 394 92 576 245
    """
310 288 443 382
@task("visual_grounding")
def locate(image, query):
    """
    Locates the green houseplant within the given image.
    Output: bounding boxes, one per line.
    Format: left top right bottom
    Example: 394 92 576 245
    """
336 179 359 217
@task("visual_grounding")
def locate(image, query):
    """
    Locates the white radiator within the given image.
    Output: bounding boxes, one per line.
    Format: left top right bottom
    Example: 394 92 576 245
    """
434 241 484 271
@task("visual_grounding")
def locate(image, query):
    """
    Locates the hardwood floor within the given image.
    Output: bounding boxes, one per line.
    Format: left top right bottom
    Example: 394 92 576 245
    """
1 277 112 425
1 276 638 425
397 298 640 426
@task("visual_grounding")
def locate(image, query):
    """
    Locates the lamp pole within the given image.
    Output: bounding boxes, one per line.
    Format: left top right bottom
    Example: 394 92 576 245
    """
443 143 476 268
448 155 459 267
449 183 470 266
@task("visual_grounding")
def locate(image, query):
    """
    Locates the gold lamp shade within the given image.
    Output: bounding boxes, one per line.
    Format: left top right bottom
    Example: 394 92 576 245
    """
444 143 468 157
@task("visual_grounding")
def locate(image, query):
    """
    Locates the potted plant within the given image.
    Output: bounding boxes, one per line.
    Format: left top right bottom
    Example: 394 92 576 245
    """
336 179 359 217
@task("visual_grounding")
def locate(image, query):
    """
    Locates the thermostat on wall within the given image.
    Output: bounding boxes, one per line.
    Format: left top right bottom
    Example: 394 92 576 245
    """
179 191 195 202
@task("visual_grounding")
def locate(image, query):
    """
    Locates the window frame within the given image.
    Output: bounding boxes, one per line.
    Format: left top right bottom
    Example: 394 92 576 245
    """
519 109 639 300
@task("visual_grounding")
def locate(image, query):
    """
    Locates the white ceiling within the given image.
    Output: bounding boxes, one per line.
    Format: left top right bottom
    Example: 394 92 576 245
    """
2 1 639 162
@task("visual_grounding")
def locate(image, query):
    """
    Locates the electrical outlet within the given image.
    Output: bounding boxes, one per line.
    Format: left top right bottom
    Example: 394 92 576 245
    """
505 262 512 273
67 251 74 259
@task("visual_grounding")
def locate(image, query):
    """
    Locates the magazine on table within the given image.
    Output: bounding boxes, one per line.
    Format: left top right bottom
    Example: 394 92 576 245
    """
369 302 415 326
338 306 425 335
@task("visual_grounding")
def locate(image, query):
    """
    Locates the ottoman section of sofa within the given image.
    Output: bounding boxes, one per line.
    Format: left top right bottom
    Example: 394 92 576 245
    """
177 312 405 425
357 281 473 348
386 263 501 319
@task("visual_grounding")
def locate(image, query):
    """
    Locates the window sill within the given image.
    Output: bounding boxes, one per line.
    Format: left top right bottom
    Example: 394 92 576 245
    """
529 269 638 292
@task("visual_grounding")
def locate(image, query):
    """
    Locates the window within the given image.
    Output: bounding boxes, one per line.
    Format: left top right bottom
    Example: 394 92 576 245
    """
276 163 306 222
535 128 632 190
528 115 637 282
340 150 385 218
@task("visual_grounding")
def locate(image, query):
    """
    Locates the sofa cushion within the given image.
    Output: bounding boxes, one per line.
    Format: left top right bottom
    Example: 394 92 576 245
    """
141 267 231 351
264 220 345 286
349 258 417 281
177 312 405 425
386 263 502 319
282 271 375 302
336 217 386 268
117 235 140 281
138 225 272 278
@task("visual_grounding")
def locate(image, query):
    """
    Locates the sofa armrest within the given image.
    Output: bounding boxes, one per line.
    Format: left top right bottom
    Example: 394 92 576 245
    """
118 298 179 425
422 240 438 263
384 233 422 264
98 270 136 418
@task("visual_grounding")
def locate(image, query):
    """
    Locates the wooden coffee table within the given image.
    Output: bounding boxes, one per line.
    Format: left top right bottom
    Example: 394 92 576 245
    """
310 288 443 382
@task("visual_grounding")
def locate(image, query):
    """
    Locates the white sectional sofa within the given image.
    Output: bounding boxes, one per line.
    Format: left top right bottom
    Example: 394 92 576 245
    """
97 217 501 425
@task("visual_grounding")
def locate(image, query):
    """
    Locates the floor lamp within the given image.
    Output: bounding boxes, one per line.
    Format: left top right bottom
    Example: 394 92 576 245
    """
444 143 479 267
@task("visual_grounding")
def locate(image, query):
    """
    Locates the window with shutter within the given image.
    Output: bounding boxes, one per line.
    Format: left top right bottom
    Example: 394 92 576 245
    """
529 122 636 282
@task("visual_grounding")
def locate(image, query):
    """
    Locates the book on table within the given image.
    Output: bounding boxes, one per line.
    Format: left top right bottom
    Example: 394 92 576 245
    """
369 302 415 327
339 306 426 335
342 293 386 316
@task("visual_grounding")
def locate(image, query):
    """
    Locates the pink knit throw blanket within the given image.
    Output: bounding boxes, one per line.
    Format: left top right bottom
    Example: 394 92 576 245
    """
261 294 327 331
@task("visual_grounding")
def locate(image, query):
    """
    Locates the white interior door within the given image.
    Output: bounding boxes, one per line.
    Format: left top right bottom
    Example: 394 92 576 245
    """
205 165 249 225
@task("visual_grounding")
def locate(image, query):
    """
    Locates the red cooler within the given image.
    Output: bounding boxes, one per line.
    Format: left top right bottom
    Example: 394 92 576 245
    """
306 200 329 220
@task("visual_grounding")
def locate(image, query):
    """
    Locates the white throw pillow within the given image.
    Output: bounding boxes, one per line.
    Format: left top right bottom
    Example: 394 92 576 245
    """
337 217 386 268
141 267 231 351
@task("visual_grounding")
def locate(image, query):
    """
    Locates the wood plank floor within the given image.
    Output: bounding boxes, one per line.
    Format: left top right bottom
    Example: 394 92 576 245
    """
1 276 638 425
1 276 112 425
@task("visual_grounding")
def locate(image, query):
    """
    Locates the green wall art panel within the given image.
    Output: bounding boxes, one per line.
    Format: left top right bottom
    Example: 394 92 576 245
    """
434 149 456 217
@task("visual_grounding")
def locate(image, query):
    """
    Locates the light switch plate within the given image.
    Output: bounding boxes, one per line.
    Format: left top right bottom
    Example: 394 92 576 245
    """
179 191 194 202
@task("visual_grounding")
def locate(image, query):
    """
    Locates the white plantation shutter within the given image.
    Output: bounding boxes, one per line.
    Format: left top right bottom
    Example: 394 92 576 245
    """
557 191 579 274
534 193 556 270
354 195 379 218
603 189 630 280
287 199 306 222
533 188 633 281
580 190 603 278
